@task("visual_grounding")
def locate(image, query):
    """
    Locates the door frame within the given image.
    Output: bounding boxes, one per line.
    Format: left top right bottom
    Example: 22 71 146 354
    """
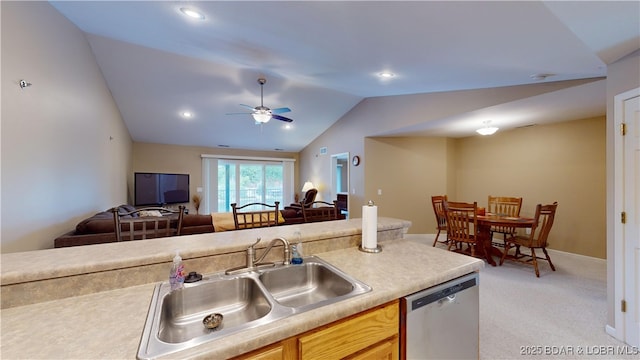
611 86 640 345
330 152 350 201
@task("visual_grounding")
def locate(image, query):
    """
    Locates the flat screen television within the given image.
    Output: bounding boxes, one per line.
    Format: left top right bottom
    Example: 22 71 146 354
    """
134 172 190 206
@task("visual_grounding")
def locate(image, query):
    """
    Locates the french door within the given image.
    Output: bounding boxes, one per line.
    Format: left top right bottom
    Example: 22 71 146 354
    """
216 160 284 212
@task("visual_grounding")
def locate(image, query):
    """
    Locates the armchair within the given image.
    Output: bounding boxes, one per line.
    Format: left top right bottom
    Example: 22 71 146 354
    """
285 188 318 210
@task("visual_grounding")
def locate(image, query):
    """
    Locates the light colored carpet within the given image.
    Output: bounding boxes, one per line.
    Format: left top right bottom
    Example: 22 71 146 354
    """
404 234 637 359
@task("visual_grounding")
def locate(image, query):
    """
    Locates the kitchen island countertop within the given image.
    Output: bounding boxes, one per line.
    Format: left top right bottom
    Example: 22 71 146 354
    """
0 239 483 359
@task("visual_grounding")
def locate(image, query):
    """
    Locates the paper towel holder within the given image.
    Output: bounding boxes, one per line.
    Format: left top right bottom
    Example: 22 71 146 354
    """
359 200 382 253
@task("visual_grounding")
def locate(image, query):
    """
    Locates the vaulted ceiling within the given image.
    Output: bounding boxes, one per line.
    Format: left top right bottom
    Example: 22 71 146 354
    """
50 1 640 151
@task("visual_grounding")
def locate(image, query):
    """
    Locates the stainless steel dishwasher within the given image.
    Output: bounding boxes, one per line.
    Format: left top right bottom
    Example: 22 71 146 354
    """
401 272 479 359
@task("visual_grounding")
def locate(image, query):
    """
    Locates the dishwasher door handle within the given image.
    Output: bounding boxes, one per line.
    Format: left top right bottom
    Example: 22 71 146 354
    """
437 294 456 306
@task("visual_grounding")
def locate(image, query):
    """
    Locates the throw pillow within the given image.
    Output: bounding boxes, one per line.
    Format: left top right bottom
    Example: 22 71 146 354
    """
139 210 163 217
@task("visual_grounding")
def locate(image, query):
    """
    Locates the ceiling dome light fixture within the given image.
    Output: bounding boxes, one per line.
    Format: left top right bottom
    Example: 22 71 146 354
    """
378 72 395 78
181 111 193 118
180 7 205 20
476 121 499 136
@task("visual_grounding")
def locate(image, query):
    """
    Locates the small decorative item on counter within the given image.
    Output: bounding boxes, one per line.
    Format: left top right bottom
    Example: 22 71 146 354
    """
169 251 185 291
192 194 201 214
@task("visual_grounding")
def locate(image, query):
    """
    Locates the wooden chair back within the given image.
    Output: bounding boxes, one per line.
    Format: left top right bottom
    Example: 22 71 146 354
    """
443 200 478 256
488 195 523 239
301 201 339 223
526 202 558 247
431 195 448 231
431 195 448 246
500 202 558 277
232 202 280 230
488 196 522 216
112 206 184 242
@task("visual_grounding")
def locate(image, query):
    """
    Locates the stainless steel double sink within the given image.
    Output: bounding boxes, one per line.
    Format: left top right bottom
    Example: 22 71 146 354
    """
137 256 372 359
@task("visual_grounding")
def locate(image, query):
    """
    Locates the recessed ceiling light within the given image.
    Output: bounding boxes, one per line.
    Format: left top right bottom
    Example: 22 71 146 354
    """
530 73 554 81
378 72 395 78
180 7 205 20
181 111 193 118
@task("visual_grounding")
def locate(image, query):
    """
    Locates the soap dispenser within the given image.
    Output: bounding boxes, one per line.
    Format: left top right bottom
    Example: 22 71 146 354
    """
291 243 303 264
169 251 185 291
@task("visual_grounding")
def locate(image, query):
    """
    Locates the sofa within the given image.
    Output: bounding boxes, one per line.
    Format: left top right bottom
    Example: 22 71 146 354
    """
54 205 311 248
54 205 215 248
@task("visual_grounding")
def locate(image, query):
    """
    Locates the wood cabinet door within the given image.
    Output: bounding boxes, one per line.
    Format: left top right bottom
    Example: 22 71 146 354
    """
234 301 399 360
298 301 399 360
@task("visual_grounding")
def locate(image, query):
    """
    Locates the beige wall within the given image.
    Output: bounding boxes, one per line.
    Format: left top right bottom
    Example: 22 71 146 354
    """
132 143 299 214
455 117 606 258
364 137 452 233
1 2 132 253
361 116 606 259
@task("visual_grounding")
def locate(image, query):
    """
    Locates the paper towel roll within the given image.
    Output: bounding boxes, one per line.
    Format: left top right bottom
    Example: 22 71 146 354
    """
362 204 378 249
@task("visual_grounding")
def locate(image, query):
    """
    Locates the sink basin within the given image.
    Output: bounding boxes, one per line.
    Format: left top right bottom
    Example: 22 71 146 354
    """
158 277 271 343
138 256 371 359
259 261 356 309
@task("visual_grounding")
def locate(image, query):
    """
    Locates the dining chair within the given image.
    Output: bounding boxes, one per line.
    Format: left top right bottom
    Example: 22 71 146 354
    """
112 206 185 242
443 200 479 257
431 195 448 246
487 196 523 246
500 202 558 277
231 201 281 230
301 200 339 223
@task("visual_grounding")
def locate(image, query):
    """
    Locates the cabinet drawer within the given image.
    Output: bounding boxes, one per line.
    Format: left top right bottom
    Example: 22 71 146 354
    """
298 301 399 360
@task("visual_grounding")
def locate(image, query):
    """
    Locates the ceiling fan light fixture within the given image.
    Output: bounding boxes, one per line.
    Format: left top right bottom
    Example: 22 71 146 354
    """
252 112 271 123
227 77 293 124
180 7 205 20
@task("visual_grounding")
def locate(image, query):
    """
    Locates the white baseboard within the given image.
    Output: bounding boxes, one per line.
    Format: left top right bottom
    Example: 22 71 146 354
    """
406 235 607 264
546 248 606 264
606 324 620 340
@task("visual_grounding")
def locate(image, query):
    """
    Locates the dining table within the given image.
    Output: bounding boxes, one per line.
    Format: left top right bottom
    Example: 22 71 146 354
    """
475 212 536 266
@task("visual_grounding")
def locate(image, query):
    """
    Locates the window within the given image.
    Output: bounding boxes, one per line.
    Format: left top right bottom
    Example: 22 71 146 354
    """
201 155 294 214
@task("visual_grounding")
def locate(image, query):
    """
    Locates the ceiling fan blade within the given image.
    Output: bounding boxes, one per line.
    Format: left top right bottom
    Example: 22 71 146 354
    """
272 114 294 123
239 104 256 110
271 107 291 114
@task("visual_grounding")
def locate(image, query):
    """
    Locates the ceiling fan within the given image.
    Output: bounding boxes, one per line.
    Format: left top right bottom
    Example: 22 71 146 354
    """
227 78 293 124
